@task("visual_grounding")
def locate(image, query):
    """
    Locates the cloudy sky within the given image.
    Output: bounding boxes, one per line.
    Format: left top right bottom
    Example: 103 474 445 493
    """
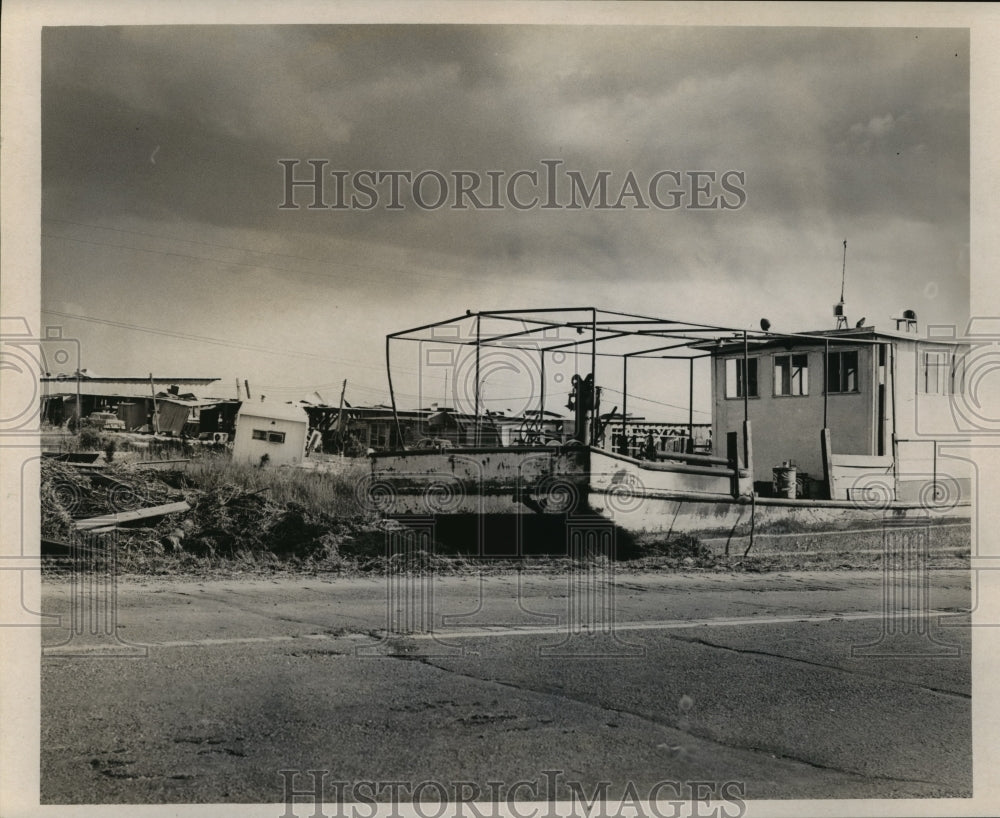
40 23 969 415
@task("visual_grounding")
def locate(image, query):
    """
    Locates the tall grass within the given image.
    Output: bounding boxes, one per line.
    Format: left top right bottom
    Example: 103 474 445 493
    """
182 453 370 517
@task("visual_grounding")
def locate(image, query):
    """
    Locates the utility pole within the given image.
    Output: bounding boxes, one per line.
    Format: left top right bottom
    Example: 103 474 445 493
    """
336 379 347 452
149 373 159 434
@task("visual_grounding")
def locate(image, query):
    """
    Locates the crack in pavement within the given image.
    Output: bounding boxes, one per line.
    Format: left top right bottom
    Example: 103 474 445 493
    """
664 633 970 701
385 651 956 790
156 588 377 634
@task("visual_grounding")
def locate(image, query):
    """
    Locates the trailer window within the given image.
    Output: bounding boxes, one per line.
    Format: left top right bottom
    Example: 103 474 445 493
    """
252 429 286 443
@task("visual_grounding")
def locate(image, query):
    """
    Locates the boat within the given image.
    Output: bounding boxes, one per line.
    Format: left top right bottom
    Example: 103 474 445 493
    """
363 307 973 556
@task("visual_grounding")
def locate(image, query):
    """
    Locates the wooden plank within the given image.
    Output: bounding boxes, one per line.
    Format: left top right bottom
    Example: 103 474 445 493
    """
742 419 754 481
74 501 190 530
134 459 191 470
830 454 894 468
727 431 740 498
820 428 833 499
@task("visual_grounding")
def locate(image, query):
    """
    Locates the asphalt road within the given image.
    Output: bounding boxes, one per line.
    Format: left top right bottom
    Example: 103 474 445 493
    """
40 569 972 805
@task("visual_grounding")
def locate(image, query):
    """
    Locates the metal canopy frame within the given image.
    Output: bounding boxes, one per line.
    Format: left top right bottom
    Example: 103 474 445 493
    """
385 307 887 450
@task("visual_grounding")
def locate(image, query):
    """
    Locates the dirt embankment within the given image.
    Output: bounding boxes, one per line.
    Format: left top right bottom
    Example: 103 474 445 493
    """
40 458 969 577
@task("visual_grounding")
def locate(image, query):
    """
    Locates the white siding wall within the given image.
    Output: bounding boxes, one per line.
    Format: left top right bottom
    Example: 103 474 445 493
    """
232 413 307 466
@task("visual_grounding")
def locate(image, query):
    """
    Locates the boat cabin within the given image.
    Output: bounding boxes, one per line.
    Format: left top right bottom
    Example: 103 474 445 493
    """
378 307 971 509
709 324 970 503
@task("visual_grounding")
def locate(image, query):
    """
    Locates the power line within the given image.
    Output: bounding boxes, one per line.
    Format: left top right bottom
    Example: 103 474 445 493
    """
601 386 710 415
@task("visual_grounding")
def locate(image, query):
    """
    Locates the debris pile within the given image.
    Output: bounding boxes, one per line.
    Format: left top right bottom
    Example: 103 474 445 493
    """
177 486 376 559
41 459 184 541
40 459 383 569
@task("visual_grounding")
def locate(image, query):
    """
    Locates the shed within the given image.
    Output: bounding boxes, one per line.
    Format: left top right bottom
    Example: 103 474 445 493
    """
232 401 309 466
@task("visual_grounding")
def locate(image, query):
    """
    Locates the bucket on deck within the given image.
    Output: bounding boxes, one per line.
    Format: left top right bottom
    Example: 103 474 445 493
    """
773 462 798 499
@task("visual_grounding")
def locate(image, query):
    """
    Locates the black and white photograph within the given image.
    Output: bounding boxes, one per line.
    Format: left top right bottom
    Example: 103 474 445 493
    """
2 3 999 817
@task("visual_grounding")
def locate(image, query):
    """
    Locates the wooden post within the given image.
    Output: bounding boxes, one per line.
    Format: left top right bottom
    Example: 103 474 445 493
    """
336 378 347 452
244 379 251 400
820 428 834 500
149 373 159 434
742 419 754 491
727 431 741 498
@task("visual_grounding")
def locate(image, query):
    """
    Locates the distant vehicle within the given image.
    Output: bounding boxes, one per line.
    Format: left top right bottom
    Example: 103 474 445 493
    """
199 431 230 444
88 411 125 432
413 437 454 450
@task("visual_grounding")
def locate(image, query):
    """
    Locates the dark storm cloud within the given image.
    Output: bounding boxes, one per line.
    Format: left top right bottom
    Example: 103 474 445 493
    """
42 25 968 293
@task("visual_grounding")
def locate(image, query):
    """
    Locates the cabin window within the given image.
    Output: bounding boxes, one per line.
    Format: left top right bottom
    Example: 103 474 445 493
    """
826 350 859 393
725 357 758 398
252 428 286 444
252 429 267 441
774 354 809 396
923 350 960 395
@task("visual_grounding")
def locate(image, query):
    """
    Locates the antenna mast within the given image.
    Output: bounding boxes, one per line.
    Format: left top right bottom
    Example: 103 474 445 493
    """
834 239 848 329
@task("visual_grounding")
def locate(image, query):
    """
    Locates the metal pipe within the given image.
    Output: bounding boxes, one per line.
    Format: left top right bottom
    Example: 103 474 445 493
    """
621 355 629 454
688 357 695 449
541 330 634 352
539 348 546 437
478 306 593 316
890 343 898 487
823 339 831 427
742 331 749 421
474 314 481 447
591 309 597 445
932 439 938 497
390 307 887 347
385 337 405 450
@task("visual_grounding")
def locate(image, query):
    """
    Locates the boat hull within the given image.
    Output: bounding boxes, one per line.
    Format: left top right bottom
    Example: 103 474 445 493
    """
366 446 971 551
